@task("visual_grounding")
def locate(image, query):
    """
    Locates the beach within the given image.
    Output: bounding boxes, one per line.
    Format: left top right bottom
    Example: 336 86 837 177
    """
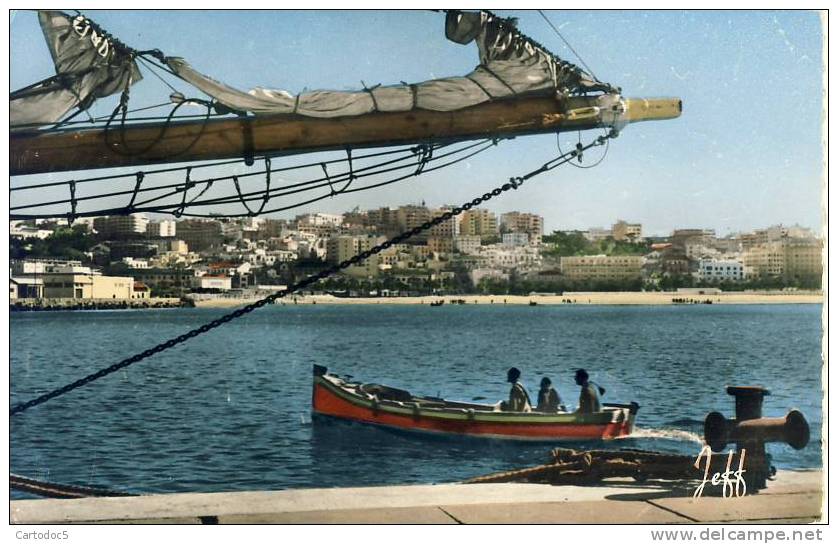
191 291 824 308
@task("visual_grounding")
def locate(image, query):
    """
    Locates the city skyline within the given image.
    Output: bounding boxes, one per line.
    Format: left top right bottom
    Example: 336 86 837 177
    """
16 206 823 241
9 10 825 235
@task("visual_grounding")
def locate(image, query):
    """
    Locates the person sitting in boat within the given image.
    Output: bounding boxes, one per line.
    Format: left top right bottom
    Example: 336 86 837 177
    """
500 367 532 412
574 368 603 413
536 377 565 412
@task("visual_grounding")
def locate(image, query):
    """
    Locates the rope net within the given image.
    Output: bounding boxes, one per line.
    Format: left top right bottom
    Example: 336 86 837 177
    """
11 139 502 221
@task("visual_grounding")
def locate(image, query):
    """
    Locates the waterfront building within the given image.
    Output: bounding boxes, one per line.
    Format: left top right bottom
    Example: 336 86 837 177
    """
611 220 643 242
696 259 744 282
743 238 822 281
132 282 151 299
560 255 644 282
192 275 233 291
126 268 196 291
785 239 823 281
42 272 135 299
93 213 149 239
10 277 44 299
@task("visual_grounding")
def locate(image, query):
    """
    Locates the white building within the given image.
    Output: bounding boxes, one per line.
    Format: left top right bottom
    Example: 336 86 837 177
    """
148 220 176 238
502 232 529 247
454 235 482 255
482 246 542 272
470 268 509 286
12 259 84 275
585 227 612 242
121 257 150 269
93 214 149 238
685 241 721 260
696 259 744 282
192 275 232 291
297 213 344 227
10 224 53 240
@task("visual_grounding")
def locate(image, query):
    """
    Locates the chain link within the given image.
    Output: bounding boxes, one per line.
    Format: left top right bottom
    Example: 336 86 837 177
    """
10 133 615 417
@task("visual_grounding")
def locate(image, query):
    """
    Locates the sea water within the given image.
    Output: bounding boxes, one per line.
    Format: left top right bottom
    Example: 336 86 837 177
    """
10 303 823 497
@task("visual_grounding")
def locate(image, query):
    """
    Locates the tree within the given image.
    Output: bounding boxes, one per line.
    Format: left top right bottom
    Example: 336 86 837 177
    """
10 224 96 262
542 231 589 256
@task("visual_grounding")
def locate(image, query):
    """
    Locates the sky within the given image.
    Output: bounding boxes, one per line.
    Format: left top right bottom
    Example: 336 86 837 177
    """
8 9 826 236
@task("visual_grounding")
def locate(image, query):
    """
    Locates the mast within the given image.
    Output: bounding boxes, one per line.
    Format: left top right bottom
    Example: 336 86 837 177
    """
10 95 680 176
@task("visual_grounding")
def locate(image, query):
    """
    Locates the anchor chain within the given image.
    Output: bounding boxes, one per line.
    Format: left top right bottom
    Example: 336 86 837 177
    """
10 132 615 417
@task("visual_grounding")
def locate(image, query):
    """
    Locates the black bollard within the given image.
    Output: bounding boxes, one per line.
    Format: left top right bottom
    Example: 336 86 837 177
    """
704 386 809 490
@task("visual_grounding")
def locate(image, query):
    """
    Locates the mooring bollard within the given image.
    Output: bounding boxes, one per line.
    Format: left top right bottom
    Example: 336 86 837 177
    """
704 386 809 490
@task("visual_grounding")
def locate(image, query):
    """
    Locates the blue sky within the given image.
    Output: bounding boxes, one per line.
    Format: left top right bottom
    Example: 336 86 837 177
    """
9 9 825 235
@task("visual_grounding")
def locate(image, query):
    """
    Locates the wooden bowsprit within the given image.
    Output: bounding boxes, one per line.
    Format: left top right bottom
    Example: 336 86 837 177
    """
10 96 681 176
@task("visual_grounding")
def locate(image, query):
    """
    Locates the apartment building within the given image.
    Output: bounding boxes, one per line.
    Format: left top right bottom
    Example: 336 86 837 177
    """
696 259 744 282
500 212 544 244
459 209 498 241
93 213 149 239
611 220 642 242
560 255 644 282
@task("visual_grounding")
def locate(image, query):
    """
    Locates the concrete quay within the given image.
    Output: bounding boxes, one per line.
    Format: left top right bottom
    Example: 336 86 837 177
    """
9 297 184 311
11 469 823 524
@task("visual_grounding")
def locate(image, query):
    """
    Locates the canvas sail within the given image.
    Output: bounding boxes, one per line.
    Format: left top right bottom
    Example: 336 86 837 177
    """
165 10 606 118
10 11 142 128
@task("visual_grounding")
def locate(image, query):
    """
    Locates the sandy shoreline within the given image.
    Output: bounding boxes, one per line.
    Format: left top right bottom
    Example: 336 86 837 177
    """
192 291 824 308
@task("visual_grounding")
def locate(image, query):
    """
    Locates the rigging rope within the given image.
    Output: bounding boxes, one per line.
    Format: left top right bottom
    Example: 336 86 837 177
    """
10 139 497 219
9 131 615 417
10 473 136 499
537 10 601 84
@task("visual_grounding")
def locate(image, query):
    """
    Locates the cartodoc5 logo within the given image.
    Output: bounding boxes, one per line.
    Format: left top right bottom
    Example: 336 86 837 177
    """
16 530 69 540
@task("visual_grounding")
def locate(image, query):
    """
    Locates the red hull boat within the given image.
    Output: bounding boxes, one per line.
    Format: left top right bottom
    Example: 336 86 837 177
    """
312 365 639 441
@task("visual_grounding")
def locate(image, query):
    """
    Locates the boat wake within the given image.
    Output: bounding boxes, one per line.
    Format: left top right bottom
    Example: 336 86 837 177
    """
624 426 705 445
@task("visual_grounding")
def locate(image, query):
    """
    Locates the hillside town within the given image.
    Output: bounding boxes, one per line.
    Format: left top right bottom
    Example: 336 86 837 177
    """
10 205 823 307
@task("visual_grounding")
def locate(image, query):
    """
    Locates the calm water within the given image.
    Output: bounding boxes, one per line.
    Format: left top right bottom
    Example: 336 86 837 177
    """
10 303 824 497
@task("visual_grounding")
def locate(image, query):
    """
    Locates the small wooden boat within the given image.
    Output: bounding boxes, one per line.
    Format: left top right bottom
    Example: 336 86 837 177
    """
311 365 639 441
429 300 445 307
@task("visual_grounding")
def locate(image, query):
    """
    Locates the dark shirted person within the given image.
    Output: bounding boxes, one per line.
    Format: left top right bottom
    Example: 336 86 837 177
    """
536 377 565 412
575 368 602 413
501 367 532 412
